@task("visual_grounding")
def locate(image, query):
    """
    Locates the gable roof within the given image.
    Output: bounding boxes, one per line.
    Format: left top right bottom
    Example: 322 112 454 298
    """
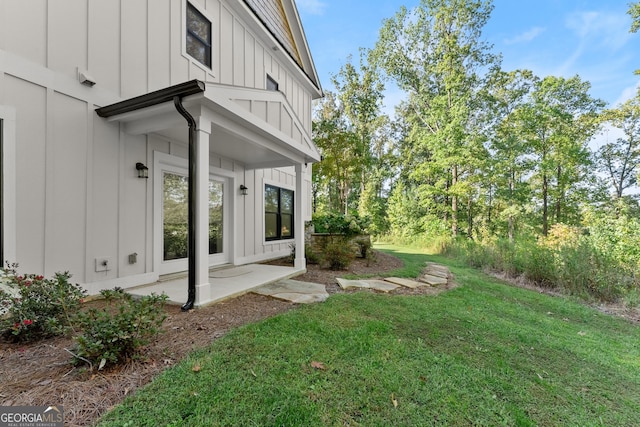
242 0 323 97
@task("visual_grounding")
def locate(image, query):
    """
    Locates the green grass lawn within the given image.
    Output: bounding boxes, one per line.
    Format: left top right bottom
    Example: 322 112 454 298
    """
98 245 640 426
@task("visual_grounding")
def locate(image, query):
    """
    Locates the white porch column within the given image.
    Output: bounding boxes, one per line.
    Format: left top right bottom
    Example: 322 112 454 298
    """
194 116 212 306
294 163 306 270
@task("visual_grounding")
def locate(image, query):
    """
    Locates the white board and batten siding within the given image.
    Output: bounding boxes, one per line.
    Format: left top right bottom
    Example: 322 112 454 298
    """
0 0 317 291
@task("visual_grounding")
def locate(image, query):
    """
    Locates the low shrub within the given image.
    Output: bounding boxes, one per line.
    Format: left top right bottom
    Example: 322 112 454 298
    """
0 265 86 341
305 245 322 265
72 288 167 370
322 236 356 270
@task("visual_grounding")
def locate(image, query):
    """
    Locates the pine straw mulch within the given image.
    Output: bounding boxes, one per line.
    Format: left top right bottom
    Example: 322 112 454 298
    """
2 250 454 427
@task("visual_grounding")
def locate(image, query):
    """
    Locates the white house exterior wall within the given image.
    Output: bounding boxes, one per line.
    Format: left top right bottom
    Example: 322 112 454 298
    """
0 0 317 292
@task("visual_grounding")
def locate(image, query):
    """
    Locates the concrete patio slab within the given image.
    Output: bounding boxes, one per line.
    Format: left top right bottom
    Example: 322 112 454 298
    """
336 278 399 293
128 264 304 306
384 277 427 289
252 279 329 304
209 266 253 278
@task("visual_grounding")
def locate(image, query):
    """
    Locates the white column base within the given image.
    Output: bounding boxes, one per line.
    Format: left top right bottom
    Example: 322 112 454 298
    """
195 282 211 307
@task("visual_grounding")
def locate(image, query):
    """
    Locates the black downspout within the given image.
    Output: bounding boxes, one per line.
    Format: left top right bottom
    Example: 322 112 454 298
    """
174 96 197 311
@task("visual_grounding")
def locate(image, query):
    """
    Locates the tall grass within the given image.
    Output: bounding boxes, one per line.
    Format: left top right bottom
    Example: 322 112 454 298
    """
442 234 638 303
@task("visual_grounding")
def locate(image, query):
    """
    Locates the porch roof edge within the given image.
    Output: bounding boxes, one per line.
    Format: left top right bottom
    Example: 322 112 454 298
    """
95 80 206 118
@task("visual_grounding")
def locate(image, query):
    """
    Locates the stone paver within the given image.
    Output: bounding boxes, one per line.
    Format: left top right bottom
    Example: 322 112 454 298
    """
336 278 399 292
384 277 427 289
424 269 448 278
420 274 448 286
253 279 329 304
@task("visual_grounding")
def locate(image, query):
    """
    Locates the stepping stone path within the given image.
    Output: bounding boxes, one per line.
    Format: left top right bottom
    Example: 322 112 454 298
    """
254 263 454 304
337 262 453 292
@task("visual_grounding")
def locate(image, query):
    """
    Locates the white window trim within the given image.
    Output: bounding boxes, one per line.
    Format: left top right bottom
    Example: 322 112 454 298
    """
182 0 216 74
153 151 235 275
0 106 16 264
262 177 295 246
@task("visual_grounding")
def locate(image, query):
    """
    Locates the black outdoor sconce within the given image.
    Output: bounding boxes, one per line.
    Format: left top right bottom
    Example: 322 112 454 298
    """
136 162 149 179
240 184 248 196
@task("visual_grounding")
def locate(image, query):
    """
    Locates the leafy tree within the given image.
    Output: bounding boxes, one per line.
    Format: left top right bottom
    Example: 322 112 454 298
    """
372 0 498 237
629 1 640 33
313 54 390 222
331 52 390 229
596 95 640 198
312 93 361 214
483 69 536 241
516 75 604 235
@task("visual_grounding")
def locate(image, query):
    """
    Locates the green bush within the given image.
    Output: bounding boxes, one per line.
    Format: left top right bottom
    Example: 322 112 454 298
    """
72 288 167 369
322 236 356 270
0 265 86 341
312 213 370 238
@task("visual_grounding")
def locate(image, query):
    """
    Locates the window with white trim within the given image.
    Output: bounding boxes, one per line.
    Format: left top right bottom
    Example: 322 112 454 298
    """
186 2 212 68
265 185 294 241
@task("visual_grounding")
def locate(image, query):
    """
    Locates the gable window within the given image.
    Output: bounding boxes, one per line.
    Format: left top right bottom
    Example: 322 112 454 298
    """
266 75 279 91
265 184 294 241
186 2 212 68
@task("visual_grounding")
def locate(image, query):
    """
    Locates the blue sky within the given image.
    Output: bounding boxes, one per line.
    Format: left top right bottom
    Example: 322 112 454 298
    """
297 0 640 109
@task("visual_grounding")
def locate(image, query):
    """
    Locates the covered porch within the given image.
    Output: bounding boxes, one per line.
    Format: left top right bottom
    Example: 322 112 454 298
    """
128 263 301 305
96 80 321 309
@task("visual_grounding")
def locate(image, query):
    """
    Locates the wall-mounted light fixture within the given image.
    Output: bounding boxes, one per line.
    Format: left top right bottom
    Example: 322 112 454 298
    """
136 162 149 179
240 184 248 196
79 71 96 87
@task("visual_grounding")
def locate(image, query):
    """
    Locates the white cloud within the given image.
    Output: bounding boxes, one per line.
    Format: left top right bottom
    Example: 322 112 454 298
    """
504 26 545 45
612 81 640 107
296 0 327 16
566 10 631 51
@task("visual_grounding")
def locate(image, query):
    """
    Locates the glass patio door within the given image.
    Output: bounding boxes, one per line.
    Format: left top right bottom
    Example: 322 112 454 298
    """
161 170 227 274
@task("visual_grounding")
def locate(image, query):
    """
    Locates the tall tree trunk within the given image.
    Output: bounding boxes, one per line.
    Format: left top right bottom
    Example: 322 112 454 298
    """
467 197 473 239
451 165 458 236
542 173 548 236
443 180 450 223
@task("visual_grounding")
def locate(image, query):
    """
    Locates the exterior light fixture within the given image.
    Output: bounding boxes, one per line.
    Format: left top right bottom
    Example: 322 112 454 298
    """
136 162 149 179
240 184 248 196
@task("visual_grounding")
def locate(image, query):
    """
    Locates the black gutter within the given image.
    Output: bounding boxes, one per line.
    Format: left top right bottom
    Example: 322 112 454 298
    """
96 80 205 118
173 96 197 311
94 80 206 310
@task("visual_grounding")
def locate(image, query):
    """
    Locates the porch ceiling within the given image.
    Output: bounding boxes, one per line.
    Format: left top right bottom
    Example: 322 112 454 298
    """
96 80 321 169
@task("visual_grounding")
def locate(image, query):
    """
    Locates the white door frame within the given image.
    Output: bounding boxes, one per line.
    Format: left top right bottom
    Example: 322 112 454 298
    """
153 151 235 276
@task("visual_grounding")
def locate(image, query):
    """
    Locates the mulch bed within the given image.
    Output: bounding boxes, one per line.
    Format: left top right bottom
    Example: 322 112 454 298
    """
1 250 432 427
